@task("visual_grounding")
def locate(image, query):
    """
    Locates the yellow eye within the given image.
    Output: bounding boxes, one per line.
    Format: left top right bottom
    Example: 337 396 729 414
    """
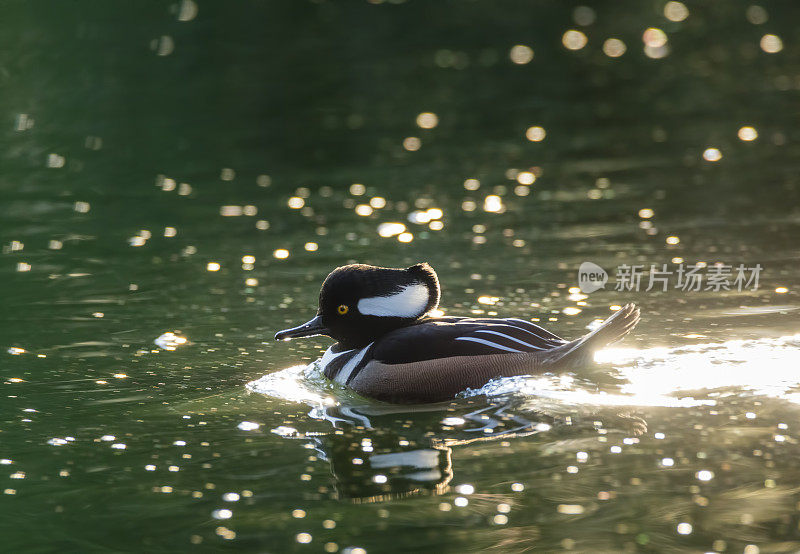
337 304 349 315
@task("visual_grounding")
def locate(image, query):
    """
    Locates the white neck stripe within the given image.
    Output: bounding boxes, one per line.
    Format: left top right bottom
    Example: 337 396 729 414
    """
357 283 429 318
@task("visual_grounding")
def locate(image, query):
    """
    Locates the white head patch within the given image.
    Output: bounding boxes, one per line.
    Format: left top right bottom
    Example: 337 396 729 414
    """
357 283 429 317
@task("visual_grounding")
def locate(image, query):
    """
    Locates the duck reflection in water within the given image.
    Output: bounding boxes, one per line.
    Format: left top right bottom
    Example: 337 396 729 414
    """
273 398 647 502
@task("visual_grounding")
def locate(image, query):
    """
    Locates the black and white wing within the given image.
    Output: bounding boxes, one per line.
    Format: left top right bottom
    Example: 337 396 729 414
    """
372 317 567 365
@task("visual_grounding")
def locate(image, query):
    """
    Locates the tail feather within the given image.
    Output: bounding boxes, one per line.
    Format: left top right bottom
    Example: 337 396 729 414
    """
549 303 640 369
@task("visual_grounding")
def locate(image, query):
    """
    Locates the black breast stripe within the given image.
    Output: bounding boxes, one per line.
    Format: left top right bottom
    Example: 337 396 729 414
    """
324 350 358 380
345 344 375 386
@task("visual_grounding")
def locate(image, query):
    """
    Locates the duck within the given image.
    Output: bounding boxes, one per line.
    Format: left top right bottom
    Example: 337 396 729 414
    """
275 262 640 404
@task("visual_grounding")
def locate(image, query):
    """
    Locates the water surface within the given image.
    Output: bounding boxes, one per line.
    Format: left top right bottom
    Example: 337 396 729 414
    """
2 1 800 552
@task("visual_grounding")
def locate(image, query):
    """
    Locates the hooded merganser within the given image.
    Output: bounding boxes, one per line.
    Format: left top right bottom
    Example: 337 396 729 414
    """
275 263 640 404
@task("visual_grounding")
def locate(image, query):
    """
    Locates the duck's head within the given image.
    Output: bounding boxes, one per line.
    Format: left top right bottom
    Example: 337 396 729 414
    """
275 262 440 349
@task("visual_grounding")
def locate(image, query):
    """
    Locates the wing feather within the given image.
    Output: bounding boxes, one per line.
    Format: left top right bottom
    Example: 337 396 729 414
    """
454 336 523 353
371 317 566 364
472 329 550 350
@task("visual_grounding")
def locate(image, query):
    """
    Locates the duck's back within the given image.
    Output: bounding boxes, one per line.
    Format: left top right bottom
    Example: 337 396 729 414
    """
372 317 567 364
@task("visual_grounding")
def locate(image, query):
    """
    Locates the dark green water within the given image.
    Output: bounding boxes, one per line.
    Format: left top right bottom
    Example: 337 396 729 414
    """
3 1 800 552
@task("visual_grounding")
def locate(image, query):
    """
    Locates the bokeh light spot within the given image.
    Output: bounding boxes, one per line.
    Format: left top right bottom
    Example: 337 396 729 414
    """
760 34 783 53
509 44 534 64
603 38 627 57
562 30 588 50
738 126 758 141
416 112 439 129
526 126 546 142
703 148 722 162
664 1 689 22
403 137 421 151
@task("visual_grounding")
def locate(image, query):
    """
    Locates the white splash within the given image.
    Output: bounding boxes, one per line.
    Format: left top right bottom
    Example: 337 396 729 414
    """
246 363 336 405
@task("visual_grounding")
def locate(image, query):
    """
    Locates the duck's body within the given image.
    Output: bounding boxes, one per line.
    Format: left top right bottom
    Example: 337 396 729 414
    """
276 263 640 404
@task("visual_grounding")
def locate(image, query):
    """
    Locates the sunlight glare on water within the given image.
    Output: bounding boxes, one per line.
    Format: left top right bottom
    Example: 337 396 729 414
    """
598 334 800 402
